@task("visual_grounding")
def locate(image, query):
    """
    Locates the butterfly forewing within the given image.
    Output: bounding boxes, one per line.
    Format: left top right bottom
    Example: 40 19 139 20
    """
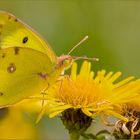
0 11 57 63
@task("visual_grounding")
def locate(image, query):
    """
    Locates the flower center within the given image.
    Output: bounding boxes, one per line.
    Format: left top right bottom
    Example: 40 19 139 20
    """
54 77 111 108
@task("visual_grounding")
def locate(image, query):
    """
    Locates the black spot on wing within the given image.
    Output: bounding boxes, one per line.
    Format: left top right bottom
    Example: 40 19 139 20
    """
8 15 11 20
14 18 18 22
2 53 5 58
8 15 18 22
22 36 28 44
0 92 4 96
7 63 16 73
14 47 20 55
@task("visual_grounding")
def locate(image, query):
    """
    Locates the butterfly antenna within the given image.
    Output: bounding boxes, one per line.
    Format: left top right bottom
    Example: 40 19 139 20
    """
73 56 99 61
67 35 89 55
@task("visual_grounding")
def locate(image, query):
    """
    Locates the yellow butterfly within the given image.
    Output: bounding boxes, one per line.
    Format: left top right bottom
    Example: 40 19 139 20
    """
0 11 72 107
0 11 96 108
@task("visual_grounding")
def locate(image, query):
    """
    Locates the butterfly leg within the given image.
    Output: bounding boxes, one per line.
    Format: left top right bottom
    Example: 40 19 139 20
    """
36 83 50 123
41 87 48 108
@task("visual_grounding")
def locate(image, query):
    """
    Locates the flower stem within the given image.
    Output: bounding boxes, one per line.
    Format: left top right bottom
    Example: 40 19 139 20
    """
70 131 80 140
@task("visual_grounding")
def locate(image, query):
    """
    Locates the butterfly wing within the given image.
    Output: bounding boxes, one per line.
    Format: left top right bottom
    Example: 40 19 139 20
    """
0 47 59 107
0 11 57 63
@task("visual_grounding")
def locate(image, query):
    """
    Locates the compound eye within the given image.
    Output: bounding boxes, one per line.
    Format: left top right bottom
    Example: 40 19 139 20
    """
63 59 73 69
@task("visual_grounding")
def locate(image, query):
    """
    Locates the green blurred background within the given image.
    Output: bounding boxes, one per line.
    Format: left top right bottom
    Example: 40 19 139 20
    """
0 0 139 139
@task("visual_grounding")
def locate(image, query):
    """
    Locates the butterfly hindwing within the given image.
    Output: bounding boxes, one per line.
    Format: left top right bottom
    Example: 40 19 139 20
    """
0 47 56 107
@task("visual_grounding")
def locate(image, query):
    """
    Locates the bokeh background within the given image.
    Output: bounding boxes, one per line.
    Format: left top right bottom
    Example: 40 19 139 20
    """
0 0 139 140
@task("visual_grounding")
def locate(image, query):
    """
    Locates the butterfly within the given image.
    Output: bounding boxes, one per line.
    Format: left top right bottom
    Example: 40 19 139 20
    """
0 11 97 108
0 11 76 108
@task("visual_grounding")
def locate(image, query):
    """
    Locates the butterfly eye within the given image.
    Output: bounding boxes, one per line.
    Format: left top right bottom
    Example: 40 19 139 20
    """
22 36 28 44
63 58 73 70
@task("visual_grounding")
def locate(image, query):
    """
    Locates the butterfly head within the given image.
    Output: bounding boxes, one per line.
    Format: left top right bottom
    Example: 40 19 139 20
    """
56 55 73 70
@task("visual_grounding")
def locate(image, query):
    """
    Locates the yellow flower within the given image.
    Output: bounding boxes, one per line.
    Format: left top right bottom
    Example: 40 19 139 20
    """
42 61 140 121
